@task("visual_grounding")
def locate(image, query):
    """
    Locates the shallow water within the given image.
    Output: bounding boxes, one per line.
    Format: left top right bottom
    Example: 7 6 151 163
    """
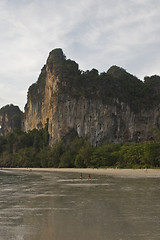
0 170 160 240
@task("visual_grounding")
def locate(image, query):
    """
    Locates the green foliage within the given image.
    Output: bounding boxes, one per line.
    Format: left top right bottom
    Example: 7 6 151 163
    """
50 141 64 167
0 136 7 154
12 147 39 167
91 144 121 167
75 142 93 168
59 150 74 168
45 60 160 112
59 135 87 168
56 63 159 113
0 124 49 167
117 143 144 168
143 143 160 167
0 125 160 168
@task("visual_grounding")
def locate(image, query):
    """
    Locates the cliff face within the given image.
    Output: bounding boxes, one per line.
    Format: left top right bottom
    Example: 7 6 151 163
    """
0 104 23 136
23 48 160 146
47 96 160 146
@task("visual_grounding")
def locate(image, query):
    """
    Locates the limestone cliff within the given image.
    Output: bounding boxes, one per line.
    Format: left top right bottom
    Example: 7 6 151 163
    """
0 104 23 136
23 48 160 146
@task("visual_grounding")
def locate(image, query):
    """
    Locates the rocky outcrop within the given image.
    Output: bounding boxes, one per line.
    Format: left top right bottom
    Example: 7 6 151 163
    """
0 104 23 136
23 48 160 146
48 96 160 146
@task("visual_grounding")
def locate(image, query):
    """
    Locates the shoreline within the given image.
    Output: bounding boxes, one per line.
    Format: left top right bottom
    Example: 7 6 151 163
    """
1 167 160 178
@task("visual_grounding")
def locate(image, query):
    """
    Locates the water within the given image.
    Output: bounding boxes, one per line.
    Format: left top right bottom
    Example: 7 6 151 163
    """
0 170 160 240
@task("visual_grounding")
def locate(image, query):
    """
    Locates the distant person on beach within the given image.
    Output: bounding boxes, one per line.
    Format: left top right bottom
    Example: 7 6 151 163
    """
88 174 91 179
80 173 82 179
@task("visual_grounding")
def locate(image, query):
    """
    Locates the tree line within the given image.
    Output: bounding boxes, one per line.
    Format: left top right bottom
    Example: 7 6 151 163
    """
0 127 160 168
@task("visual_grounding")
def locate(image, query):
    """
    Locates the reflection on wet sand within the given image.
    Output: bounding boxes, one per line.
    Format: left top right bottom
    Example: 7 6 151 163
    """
0 170 160 240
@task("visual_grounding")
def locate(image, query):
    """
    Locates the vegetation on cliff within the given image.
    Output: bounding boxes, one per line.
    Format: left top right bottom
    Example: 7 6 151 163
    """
60 66 160 112
0 104 23 136
0 127 159 168
26 48 160 113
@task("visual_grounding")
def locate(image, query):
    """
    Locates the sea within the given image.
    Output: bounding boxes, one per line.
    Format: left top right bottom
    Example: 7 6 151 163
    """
0 169 160 240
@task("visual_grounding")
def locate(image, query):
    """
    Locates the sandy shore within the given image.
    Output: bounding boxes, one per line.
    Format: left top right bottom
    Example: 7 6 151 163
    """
2 167 160 178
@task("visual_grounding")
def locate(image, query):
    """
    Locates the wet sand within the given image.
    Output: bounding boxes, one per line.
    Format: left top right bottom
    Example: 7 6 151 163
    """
2 167 160 177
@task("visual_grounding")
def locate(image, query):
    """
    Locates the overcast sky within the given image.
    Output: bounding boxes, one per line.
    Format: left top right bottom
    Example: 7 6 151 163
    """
0 0 160 111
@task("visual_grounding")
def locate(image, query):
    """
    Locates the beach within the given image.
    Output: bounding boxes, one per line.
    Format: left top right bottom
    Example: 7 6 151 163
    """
1 167 160 239
2 167 160 177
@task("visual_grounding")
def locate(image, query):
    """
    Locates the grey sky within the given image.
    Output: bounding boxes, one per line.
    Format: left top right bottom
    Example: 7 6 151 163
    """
0 0 160 111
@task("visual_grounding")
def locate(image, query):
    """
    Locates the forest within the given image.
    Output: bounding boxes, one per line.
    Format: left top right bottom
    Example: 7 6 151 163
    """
0 126 160 169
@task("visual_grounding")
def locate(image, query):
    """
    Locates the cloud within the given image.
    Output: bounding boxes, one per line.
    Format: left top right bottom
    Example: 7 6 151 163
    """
0 0 160 110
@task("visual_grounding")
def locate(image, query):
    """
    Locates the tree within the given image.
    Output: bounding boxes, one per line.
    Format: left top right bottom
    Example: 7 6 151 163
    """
0 136 6 154
144 143 160 167
49 141 64 167
59 150 74 168
75 142 93 168
90 144 120 167
117 143 144 168
6 132 16 153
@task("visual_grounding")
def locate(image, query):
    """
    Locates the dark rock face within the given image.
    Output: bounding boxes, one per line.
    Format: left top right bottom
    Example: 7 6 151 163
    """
0 104 23 136
23 48 160 146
